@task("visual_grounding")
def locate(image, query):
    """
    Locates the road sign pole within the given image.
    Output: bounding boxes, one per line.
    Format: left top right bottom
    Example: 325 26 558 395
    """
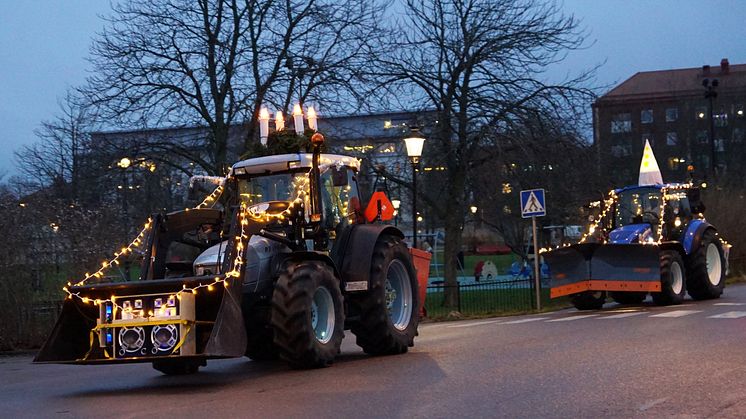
532 215 541 311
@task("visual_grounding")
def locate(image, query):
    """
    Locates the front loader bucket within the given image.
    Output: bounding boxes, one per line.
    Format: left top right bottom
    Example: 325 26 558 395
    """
546 243 662 298
34 276 247 364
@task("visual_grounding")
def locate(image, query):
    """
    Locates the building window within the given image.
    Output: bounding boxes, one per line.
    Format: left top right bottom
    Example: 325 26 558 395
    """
668 157 685 171
696 130 708 144
641 133 654 146
666 108 678 122
736 104 744 118
611 113 632 133
641 109 653 124
734 128 744 143
696 107 707 120
715 108 728 127
383 120 393 129
715 138 725 152
666 132 678 146
611 144 632 157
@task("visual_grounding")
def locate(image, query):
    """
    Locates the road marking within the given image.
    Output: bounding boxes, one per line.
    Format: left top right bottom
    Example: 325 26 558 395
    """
447 320 501 328
546 315 599 322
639 398 668 411
600 312 645 319
502 317 549 324
649 310 702 318
708 311 746 319
714 302 746 306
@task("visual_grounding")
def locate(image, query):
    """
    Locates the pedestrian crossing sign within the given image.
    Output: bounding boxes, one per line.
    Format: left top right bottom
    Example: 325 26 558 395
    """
520 189 546 218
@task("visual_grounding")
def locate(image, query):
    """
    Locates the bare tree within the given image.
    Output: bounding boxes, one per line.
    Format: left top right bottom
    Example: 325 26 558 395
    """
84 0 386 175
371 0 595 309
14 91 92 198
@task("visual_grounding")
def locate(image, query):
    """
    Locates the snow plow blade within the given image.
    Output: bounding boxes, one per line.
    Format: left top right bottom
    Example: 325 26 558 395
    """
546 243 661 298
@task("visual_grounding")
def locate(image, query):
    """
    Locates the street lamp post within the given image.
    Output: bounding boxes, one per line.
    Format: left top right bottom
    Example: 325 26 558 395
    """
703 78 719 179
117 157 132 280
403 128 425 248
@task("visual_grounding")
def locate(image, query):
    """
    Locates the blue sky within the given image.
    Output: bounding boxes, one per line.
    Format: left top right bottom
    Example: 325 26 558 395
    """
1 0 746 176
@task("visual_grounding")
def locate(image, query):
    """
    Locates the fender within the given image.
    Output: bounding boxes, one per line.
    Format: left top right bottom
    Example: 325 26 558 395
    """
681 220 714 255
276 251 342 280
332 224 405 292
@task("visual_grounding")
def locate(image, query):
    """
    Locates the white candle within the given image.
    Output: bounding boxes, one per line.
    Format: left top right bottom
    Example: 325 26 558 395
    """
259 107 269 146
307 106 318 131
293 103 304 135
275 111 285 131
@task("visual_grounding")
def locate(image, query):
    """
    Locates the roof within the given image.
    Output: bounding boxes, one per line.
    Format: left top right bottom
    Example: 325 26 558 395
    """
614 183 689 194
597 61 746 103
231 153 360 175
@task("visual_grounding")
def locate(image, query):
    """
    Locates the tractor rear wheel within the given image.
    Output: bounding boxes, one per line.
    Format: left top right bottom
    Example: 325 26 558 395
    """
686 229 726 300
271 261 344 369
652 250 686 306
570 291 606 310
609 292 647 305
350 235 419 355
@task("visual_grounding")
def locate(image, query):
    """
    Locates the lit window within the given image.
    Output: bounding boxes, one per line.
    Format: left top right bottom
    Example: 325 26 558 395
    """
666 132 678 146
668 157 685 171
611 113 632 133
666 108 678 122
383 120 392 129
641 109 653 124
736 104 744 117
502 183 512 194
696 107 707 120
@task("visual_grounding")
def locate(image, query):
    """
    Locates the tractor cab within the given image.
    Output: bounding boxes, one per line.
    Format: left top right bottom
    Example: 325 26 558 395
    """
610 184 694 244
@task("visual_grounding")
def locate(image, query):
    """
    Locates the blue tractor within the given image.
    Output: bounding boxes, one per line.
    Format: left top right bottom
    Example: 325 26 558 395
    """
544 182 729 310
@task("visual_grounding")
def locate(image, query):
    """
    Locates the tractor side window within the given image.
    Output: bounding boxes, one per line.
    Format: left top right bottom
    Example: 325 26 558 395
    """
320 167 360 230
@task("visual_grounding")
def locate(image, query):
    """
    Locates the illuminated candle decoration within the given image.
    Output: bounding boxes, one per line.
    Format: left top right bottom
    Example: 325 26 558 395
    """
259 107 270 146
307 106 318 131
275 111 285 131
293 103 304 135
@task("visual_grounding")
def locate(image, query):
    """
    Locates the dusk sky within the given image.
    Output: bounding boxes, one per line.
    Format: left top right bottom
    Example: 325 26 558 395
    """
1 0 746 176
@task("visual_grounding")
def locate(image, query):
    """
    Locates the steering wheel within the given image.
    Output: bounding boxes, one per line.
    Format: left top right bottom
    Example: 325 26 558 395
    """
248 200 291 216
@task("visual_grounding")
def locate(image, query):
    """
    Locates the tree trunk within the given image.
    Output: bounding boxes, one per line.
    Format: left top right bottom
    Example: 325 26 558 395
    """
442 169 466 311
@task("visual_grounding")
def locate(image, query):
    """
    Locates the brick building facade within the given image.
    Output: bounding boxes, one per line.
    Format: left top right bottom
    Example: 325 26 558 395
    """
593 59 746 185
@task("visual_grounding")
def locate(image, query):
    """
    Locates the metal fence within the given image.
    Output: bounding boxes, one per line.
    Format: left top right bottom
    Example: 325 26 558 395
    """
423 277 537 317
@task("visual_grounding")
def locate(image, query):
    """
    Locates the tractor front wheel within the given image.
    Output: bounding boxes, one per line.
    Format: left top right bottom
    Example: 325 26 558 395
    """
271 261 344 369
686 229 726 300
652 250 686 306
571 291 606 310
350 235 419 355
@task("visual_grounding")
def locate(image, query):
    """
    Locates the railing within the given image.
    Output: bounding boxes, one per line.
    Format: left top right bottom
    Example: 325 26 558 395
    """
424 277 537 317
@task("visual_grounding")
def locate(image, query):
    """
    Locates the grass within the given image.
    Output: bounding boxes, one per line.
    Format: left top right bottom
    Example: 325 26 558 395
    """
429 252 520 277
423 287 571 320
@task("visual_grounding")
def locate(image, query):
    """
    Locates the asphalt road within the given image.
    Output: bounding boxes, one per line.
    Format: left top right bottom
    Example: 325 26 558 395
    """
4 285 746 418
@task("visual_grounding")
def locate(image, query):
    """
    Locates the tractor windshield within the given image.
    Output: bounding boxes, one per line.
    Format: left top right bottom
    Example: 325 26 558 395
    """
237 172 308 206
614 187 662 228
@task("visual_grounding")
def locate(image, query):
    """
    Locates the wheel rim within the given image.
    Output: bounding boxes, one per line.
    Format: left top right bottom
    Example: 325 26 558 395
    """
385 259 413 331
671 261 683 295
311 286 334 344
706 243 722 286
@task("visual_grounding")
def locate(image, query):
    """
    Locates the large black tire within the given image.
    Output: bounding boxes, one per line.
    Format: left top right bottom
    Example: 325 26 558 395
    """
570 291 606 310
243 305 278 361
152 358 205 375
686 229 726 300
350 235 419 355
652 250 686 306
270 261 344 369
609 291 647 305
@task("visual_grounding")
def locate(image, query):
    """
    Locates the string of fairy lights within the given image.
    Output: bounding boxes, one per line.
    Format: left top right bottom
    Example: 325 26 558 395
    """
62 180 228 307
540 182 731 253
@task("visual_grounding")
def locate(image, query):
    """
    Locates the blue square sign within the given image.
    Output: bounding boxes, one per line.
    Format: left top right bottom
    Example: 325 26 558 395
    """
520 189 546 218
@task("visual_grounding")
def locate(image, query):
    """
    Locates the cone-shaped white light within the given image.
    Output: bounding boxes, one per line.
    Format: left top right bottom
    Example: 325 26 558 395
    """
638 139 663 186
